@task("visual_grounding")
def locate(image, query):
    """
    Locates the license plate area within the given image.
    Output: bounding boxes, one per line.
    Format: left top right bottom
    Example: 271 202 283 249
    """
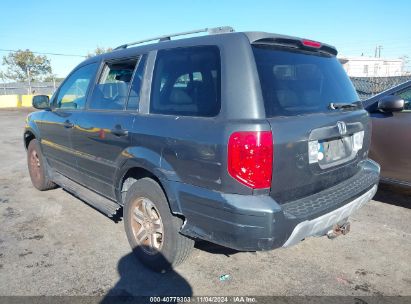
318 136 353 167
308 131 364 169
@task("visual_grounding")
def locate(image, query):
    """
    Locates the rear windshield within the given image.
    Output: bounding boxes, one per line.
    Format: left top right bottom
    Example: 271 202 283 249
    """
253 46 359 117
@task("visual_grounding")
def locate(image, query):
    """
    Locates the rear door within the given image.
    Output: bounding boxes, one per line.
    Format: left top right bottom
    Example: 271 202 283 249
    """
253 45 370 203
70 55 147 199
369 86 411 184
38 63 98 180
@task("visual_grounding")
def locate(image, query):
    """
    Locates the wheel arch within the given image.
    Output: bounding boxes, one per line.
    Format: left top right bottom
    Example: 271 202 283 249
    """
24 129 37 150
116 160 182 215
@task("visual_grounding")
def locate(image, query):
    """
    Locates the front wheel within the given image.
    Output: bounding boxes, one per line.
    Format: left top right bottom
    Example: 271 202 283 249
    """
123 178 194 272
27 139 56 191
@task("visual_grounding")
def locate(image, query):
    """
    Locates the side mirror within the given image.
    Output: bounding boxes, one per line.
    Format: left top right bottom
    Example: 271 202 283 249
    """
32 95 50 110
377 95 404 112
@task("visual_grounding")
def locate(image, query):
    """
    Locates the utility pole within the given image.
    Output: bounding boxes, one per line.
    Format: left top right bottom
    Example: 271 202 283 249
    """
375 45 383 58
26 66 32 94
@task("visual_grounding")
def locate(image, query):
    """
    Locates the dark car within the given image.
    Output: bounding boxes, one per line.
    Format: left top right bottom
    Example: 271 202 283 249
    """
24 27 380 271
363 80 411 187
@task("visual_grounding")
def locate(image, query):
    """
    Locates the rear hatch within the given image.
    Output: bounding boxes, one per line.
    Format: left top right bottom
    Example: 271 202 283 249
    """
252 40 371 204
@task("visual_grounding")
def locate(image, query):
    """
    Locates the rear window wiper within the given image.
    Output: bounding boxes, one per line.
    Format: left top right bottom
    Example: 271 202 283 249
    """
329 102 358 110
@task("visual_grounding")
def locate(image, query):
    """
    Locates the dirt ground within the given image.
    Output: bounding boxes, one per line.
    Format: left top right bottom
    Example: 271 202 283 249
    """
0 109 410 297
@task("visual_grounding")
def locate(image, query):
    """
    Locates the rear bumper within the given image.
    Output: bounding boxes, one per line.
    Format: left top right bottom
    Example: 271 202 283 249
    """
282 185 377 247
172 159 379 251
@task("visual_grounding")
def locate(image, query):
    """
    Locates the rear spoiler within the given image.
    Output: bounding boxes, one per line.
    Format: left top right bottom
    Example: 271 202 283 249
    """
252 38 338 56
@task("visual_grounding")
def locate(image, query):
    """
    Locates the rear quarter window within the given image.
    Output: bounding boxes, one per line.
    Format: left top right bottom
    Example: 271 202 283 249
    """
253 46 359 117
150 46 221 117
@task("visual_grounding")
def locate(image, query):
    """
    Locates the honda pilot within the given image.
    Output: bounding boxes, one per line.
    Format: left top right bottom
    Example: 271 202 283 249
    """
24 27 380 272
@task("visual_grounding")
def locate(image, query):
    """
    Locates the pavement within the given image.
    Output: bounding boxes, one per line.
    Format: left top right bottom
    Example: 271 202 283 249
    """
0 109 410 297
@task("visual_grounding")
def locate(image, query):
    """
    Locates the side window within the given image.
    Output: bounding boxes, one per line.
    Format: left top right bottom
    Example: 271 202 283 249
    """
150 46 221 117
127 55 147 110
55 63 97 109
89 58 138 110
396 87 411 111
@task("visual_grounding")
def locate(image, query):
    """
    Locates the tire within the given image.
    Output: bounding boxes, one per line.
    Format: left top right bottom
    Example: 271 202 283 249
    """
27 139 56 191
123 178 194 272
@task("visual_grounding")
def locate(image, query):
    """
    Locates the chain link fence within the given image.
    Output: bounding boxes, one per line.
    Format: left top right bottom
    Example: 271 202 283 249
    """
0 81 62 95
1 76 411 100
350 76 411 100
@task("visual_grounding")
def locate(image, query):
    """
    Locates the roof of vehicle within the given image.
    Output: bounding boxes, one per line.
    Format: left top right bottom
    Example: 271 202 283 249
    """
79 28 337 67
362 80 411 109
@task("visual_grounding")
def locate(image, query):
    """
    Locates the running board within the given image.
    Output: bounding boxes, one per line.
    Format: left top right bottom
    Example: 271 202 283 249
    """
51 171 121 217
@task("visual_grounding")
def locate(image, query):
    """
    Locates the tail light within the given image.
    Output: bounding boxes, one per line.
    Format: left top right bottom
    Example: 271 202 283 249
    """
227 131 273 189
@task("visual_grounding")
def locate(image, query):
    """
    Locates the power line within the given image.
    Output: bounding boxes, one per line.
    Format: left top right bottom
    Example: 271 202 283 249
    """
0 49 86 58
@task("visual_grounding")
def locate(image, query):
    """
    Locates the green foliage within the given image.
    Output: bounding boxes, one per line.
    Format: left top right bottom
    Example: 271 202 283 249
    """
87 46 113 59
43 74 65 82
0 71 7 81
2 49 52 81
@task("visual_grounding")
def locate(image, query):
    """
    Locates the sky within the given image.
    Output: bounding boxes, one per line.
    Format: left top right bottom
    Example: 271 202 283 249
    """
1 0 410 78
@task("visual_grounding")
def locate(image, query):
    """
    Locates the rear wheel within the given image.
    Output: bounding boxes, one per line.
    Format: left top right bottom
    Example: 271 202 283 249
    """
123 178 194 272
27 139 56 191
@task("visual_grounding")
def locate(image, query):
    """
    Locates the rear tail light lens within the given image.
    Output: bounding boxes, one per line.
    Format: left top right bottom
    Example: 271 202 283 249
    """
302 39 322 48
227 131 273 189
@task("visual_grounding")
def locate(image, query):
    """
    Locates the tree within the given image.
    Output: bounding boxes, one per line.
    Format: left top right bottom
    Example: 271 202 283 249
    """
87 46 113 58
2 49 52 82
44 74 65 82
0 71 8 94
0 71 7 82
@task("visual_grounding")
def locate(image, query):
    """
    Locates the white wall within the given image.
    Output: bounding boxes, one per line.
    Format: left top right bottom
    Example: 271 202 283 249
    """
339 57 404 77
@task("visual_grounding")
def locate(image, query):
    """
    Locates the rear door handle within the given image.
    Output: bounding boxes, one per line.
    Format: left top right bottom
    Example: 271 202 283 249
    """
63 120 74 128
111 127 128 137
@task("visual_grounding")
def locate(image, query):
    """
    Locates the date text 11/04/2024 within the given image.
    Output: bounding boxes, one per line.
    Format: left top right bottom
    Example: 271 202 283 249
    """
149 297 257 303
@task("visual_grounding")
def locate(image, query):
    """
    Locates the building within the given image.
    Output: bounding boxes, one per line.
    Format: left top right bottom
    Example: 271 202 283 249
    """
338 56 404 77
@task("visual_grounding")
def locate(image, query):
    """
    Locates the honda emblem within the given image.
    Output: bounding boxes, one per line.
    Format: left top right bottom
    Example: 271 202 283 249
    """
337 121 347 135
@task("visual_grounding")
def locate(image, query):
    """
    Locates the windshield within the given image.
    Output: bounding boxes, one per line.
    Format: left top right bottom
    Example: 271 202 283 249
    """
253 46 359 117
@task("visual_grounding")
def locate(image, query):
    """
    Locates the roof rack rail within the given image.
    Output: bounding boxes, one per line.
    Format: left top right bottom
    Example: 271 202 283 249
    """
114 26 235 50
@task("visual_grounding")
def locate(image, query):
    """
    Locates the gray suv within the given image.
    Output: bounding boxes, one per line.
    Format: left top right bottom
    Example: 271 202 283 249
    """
24 27 380 271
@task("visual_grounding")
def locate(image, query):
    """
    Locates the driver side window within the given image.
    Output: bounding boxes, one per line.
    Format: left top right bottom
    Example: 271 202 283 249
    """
55 63 97 110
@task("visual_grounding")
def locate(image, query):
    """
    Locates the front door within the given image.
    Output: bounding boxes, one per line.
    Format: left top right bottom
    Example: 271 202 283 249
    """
38 62 98 180
370 86 411 184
